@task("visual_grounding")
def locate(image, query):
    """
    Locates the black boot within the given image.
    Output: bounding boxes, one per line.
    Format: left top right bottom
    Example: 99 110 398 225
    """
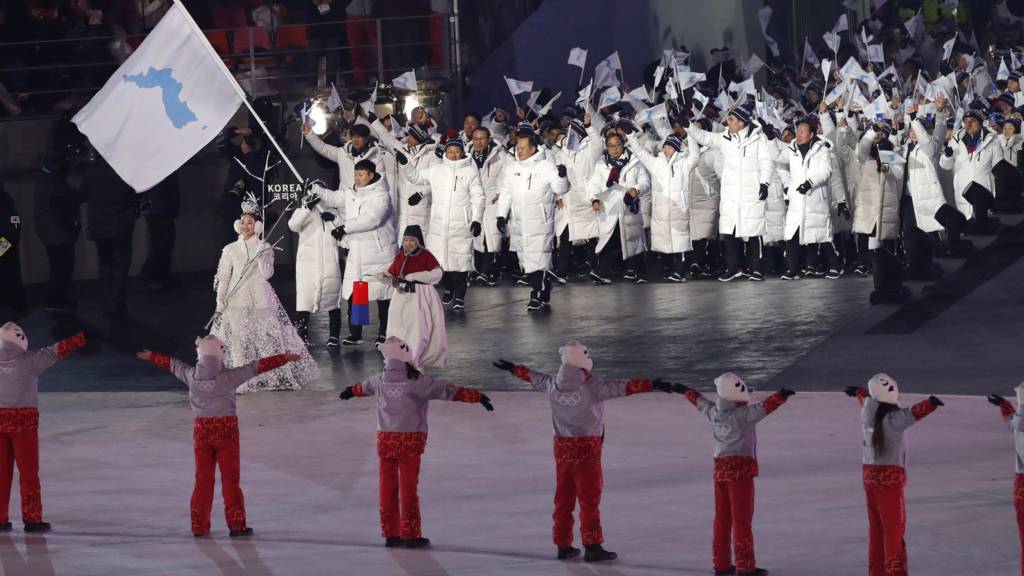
404 537 431 549
583 544 617 562
556 546 581 560
23 522 51 533
737 569 768 576
229 527 253 537
384 537 404 547
327 309 342 347
0 522 11 532
714 566 737 575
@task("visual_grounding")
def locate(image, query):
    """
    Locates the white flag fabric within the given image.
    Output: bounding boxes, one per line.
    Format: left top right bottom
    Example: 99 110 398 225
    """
824 81 845 105
677 71 706 91
1013 51 1022 71
636 103 671 139
746 54 765 75
693 90 709 108
804 39 819 66
393 69 418 91
867 44 885 64
823 31 841 55
732 77 757 97
537 91 562 116
601 51 622 70
359 85 376 116
878 150 905 165
504 76 533 95
594 59 619 89
821 59 832 82
904 12 923 39
598 87 621 109
525 90 541 112
942 35 956 61
72 2 243 192
834 14 849 33
568 47 588 69
327 83 342 111
998 58 1010 81
623 86 648 108
653 66 666 90
758 6 780 57
576 80 593 106
865 94 890 119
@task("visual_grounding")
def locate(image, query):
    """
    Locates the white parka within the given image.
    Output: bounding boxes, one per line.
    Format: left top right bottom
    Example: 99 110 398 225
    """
558 127 605 242
689 147 722 241
315 177 396 302
369 119 438 234
287 206 342 313
627 134 700 253
689 124 774 238
853 130 905 241
469 143 511 253
903 119 950 233
305 132 397 195
588 152 651 258
496 150 570 273
939 127 999 219
784 138 834 244
402 156 485 272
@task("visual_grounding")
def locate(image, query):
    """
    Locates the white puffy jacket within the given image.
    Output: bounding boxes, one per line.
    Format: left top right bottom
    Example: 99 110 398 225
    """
287 206 341 313
305 132 397 195
784 138 834 244
496 150 570 273
588 153 651 258
469 143 511 253
627 134 699 254
368 119 438 235
939 127 999 218
903 119 950 233
558 128 605 242
403 156 485 272
853 131 904 241
689 124 774 238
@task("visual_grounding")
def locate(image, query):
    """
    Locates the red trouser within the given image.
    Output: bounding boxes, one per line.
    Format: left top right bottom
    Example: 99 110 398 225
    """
713 478 756 573
377 431 427 539
865 483 907 576
1015 474 1024 576
191 417 246 535
0 408 42 524
346 17 377 85
552 436 604 547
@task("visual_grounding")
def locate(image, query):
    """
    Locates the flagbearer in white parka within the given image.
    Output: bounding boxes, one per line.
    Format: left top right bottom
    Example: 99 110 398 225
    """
0 322 87 533
338 337 493 549
675 373 794 576
493 341 676 563
136 336 301 537
987 384 1024 576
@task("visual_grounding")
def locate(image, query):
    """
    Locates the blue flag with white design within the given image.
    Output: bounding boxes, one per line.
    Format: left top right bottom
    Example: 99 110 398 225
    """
72 1 243 192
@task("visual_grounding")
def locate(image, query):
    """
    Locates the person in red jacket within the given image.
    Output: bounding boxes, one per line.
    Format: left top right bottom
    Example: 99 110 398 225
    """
0 322 87 532
136 334 300 537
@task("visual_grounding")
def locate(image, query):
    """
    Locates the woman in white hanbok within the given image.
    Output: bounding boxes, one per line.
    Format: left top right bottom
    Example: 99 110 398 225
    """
211 203 319 393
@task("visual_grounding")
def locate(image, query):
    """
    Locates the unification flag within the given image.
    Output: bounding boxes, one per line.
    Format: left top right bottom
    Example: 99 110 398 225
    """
568 47 588 69
72 0 244 192
393 69 418 91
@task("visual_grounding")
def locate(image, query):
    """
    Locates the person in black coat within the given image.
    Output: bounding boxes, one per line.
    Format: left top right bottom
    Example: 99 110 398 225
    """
81 154 137 316
139 173 179 291
216 126 271 246
33 158 84 312
0 182 25 315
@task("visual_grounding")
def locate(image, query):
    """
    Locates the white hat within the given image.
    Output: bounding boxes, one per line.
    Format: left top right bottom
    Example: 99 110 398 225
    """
1016 382 1024 406
558 340 593 371
195 335 225 361
868 373 899 405
715 372 750 403
0 322 27 352
378 336 413 364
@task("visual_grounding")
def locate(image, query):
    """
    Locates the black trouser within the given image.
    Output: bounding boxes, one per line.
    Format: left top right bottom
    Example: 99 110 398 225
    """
296 308 342 339
596 226 623 277
871 239 903 295
441 271 468 300
656 252 684 275
900 195 934 275
785 230 839 273
964 183 995 224
722 233 762 274
140 215 176 285
687 239 714 273
556 229 596 276
474 250 496 280
93 237 132 311
527 269 551 303
347 298 390 339
0 244 25 312
833 232 855 268
44 242 75 308
855 233 873 268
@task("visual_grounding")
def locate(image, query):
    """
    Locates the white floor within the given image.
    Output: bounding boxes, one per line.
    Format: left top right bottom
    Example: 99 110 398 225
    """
1 389 1018 575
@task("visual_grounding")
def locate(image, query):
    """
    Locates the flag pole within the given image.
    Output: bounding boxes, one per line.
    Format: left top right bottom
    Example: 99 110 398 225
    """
172 0 303 184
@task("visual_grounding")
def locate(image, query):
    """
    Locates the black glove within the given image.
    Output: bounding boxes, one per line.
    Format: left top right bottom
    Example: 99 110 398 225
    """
796 181 812 195
479 394 494 411
395 150 408 165
838 202 851 221
943 145 954 157
470 221 481 237
620 122 636 135
304 195 322 210
758 183 769 201
928 395 944 408
652 378 674 393
680 116 691 128
779 387 796 398
320 211 335 222
762 123 776 141
408 192 423 206
496 216 507 233
672 383 692 395
493 359 516 373
844 386 860 398
330 226 346 240
988 393 1007 407
434 143 445 158
367 111 378 123
556 164 567 178
339 386 355 400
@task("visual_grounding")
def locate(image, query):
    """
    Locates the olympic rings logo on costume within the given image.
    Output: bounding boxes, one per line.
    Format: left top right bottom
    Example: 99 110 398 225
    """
553 392 582 407
383 386 404 398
